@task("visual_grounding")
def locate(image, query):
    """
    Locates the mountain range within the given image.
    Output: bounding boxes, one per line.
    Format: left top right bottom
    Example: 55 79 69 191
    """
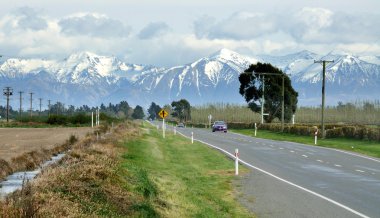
0 49 379 109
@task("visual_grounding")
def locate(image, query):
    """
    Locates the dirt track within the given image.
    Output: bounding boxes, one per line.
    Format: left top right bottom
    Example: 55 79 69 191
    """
0 128 92 162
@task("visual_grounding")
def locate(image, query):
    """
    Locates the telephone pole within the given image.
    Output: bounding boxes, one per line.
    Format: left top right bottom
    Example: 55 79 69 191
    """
39 98 43 116
314 60 334 139
3 87 13 122
48 99 51 116
18 91 23 116
29 92 34 117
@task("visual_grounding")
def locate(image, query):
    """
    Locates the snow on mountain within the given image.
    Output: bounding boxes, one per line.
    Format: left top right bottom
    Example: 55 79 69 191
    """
134 48 255 104
0 49 379 107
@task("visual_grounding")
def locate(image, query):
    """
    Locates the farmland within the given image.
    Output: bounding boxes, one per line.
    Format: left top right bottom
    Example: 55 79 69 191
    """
0 127 91 163
191 101 380 125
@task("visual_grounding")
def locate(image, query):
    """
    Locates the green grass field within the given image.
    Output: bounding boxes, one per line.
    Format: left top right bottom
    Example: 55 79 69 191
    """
121 125 253 217
232 129 380 158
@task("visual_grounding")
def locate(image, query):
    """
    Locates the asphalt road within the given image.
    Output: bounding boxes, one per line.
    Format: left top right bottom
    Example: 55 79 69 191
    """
160 124 380 218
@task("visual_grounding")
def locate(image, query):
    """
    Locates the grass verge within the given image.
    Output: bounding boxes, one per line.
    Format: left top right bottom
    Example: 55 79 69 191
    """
121 125 253 217
232 129 380 158
1 122 253 217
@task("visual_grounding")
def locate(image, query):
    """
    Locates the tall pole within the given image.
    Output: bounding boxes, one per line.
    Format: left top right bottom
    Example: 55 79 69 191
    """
19 91 23 116
3 87 13 122
261 75 265 124
39 98 42 116
314 60 334 139
281 76 285 132
48 100 51 116
29 92 34 118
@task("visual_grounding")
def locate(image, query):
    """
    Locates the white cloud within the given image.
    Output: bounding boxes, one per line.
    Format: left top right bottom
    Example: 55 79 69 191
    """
138 22 170 39
58 13 131 38
0 6 379 67
194 12 278 40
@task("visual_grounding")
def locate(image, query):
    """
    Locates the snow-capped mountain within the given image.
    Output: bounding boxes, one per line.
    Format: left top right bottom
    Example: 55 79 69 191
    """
0 49 379 108
134 49 256 104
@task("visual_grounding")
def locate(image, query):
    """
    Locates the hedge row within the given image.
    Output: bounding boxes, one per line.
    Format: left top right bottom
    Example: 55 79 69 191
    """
187 121 380 141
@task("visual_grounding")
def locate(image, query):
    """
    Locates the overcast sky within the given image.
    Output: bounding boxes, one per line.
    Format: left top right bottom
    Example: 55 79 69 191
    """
0 0 379 67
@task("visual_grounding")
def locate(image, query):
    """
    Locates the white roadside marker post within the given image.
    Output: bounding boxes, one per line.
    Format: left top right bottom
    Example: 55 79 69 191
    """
191 132 194 144
314 129 318 145
91 112 93 128
235 149 239 176
174 126 176 135
163 118 165 139
254 123 257 137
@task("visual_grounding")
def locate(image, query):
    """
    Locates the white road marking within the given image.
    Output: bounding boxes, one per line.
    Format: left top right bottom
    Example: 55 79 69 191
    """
176 131 370 218
334 164 342 167
290 150 295 153
279 147 284 150
302 155 308 158
355 170 365 173
229 131 380 164
269 145 274 147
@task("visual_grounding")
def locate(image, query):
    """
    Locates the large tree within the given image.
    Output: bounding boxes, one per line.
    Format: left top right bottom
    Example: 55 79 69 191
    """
132 105 145 119
147 102 161 120
239 62 298 123
171 99 191 122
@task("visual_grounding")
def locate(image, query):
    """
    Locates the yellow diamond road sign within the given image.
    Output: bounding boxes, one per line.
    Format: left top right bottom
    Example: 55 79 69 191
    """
158 109 168 119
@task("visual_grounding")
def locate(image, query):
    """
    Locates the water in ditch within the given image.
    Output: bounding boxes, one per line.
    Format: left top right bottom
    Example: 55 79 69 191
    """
0 153 65 199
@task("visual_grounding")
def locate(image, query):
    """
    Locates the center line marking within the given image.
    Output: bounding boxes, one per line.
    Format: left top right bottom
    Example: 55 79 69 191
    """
355 169 365 173
290 150 295 153
279 147 284 150
302 155 308 158
334 164 342 167
176 131 370 218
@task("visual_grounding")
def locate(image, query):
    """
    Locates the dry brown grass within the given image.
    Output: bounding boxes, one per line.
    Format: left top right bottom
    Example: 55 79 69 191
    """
0 121 145 217
0 128 91 181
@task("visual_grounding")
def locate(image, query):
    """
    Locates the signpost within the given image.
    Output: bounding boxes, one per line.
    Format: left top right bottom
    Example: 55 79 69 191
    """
158 109 168 138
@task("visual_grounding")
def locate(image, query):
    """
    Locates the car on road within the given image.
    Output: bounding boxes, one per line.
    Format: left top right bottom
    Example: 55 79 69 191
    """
177 123 185 128
212 121 227 133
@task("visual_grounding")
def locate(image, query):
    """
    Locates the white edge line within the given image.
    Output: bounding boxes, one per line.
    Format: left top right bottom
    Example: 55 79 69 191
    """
229 131 380 164
176 130 370 218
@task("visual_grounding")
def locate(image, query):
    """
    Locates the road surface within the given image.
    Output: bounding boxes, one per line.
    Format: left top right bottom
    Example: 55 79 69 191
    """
162 124 380 218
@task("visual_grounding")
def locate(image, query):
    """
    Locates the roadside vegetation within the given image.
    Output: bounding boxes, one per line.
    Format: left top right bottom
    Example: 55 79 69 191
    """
191 100 380 125
0 121 253 217
232 129 380 158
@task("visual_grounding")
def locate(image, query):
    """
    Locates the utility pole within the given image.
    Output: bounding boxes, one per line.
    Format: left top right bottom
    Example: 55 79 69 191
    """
314 60 334 139
48 100 51 116
256 73 289 131
18 91 23 116
39 98 42 116
3 87 13 122
56 102 59 115
29 92 34 117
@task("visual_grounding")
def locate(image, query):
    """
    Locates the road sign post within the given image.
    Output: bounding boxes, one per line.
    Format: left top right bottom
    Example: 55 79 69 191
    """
158 109 169 139
163 118 165 138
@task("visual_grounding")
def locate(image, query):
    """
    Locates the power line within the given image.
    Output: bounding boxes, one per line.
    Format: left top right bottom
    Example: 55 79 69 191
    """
19 91 23 116
39 98 43 116
314 60 334 139
48 99 51 116
29 92 34 118
3 87 13 122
